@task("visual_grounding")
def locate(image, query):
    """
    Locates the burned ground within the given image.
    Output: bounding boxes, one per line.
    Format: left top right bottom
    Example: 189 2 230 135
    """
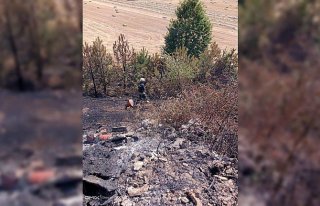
83 97 238 206
0 90 82 206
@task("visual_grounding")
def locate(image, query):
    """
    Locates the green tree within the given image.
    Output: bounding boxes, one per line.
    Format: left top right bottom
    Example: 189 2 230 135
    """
164 0 212 57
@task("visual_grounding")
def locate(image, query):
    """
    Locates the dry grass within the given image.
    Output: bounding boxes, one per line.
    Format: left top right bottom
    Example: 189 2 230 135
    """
145 84 238 156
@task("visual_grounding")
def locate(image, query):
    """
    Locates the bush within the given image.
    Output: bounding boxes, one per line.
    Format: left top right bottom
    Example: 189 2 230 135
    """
148 84 237 156
162 47 199 95
209 49 238 88
198 42 222 83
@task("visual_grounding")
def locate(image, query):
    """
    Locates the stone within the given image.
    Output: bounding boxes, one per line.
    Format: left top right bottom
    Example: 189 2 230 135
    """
121 199 134 206
83 175 117 196
181 124 189 129
55 195 82 206
114 146 127 151
141 120 149 128
171 138 184 149
214 175 228 181
159 157 168 162
186 192 202 206
131 152 139 160
109 135 127 143
125 132 135 137
127 185 149 197
112 126 127 133
180 197 190 204
133 161 144 171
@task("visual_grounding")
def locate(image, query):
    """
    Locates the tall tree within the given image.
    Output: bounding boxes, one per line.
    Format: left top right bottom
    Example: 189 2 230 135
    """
164 0 212 57
2 0 25 90
92 37 112 94
113 34 134 91
83 43 98 97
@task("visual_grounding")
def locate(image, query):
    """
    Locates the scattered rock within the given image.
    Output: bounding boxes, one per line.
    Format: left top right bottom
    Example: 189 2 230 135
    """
127 185 149 197
55 195 82 206
158 157 168 162
214 175 228 181
121 198 134 206
109 135 127 143
141 119 154 128
186 191 203 206
180 196 190 204
133 161 144 171
125 132 134 137
83 175 117 196
171 138 184 149
113 146 127 151
112 126 127 133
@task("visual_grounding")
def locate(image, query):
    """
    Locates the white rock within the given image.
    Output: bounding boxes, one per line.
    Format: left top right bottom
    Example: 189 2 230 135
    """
127 185 149 197
133 161 144 171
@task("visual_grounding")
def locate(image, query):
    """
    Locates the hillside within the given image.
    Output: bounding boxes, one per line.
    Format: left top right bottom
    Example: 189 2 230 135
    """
83 0 238 52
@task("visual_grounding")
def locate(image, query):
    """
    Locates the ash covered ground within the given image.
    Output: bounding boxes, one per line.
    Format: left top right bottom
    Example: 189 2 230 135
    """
83 97 238 206
0 90 82 206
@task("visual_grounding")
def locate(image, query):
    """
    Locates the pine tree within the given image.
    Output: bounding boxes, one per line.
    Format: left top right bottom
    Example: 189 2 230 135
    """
164 0 212 57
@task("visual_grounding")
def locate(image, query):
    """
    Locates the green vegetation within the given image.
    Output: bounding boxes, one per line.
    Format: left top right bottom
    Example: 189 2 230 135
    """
82 35 237 98
164 0 212 57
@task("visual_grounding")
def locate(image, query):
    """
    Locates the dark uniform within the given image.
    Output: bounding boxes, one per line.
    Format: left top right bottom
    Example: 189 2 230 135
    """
138 80 146 100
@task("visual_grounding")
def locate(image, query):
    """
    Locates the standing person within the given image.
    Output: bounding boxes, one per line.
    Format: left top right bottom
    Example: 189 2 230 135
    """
138 78 147 100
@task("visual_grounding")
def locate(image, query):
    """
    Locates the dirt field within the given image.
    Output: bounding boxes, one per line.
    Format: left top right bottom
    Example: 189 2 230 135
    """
83 0 238 53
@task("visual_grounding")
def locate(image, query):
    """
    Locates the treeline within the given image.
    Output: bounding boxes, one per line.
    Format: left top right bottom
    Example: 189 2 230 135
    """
0 0 82 91
83 35 238 98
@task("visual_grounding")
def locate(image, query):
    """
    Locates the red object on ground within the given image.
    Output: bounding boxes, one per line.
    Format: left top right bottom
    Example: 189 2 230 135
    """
99 133 112 140
27 169 55 184
125 99 134 110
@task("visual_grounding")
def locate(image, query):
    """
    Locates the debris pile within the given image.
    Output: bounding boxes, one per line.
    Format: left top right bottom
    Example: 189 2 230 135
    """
0 157 82 206
83 120 238 206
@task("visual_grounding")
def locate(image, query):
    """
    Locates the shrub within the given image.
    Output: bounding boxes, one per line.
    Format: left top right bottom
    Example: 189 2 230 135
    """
163 47 199 95
152 84 238 154
209 49 238 88
198 42 222 83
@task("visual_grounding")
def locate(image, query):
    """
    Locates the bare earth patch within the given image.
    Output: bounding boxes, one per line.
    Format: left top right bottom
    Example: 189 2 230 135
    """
83 0 238 52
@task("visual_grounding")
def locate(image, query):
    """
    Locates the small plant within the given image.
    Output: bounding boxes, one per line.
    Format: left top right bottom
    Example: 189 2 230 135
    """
163 47 199 95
